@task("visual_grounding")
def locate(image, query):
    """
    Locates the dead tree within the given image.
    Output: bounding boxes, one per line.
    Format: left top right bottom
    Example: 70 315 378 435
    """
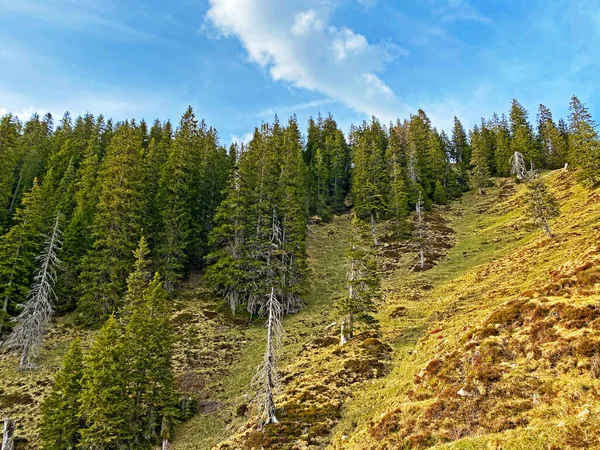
525 172 559 238
2 417 15 450
509 151 529 180
252 287 283 427
4 213 62 370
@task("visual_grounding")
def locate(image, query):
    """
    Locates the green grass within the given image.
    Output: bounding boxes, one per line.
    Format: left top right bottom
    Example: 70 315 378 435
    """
329 171 600 449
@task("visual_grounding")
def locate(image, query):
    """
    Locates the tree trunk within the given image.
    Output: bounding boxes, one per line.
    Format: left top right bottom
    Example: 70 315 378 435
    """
542 219 553 238
19 340 30 371
370 212 378 246
2 417 15 450
478 187 483 195
340 320 348 346
420 245 425 269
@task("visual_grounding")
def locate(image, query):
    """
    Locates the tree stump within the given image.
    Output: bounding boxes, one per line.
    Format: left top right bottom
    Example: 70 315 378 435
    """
1 417 15 450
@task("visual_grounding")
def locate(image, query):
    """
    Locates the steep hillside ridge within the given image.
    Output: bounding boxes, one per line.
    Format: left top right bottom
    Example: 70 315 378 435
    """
331 170 600 449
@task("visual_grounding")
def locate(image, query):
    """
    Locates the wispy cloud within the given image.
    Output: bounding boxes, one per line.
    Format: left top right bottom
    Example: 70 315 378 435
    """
0 0 159 41
205 0 410 122
256 99 334 118
434 0 492 25
230 132 254 145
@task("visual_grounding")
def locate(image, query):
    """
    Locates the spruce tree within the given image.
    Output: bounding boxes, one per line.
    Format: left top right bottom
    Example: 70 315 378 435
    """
537 104 568 169
451 116 469 164
155 109 196 293
351 117 389 245
470 126 490 195
59 118 104 312
39 339 84 450
122 244 176 447
77 122 145 324
494 114 512 176
0 180 45 334
337 217 379 345
0 114 19 230
79 316 132 448
510 99 539 168
568 96 600 186
387 124 409 235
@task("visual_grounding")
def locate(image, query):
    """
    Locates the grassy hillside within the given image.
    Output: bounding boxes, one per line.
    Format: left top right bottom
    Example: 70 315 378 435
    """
3 170 600 449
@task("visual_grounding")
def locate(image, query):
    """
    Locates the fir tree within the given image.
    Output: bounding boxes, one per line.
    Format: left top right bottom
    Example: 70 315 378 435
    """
537 104 568 169
494 114 512 176
124 271 177 447
470 126 490 195
39 339 84 450
510 99 539 168
337 217 379 345
568 96 600 186
77 122 145 324
387 125 409 235
451 116 469 164
0 180 45 334
0 114 19 230
351 117 389 245
155 109 196 293
79 316 132 448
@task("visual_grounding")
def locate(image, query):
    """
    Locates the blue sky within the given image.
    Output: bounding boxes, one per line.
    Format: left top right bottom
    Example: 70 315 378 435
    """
0 0 598 144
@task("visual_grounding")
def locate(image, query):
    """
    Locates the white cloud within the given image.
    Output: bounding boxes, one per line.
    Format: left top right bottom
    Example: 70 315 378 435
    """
205 0 409 122
357 0 377 9
230 132 254 145
435 0 492 25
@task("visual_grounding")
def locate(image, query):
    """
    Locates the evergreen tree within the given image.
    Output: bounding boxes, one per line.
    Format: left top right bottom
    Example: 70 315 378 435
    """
387 123 409 235
124 270 177 447
155 109 196 293
59 118 104 312
451 116 469 164
39 339 84 450
79 316 132 448
77 122 145 324
494 114 512 176
351 117 388 245
568 96 600 186
0 114 19 230
337 217 379 345
0 180 45 334
510 99 539 168
537 104 568 169
470 126 490 195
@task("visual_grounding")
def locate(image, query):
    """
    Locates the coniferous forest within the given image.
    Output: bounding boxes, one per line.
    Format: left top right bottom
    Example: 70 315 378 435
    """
1 94 600 449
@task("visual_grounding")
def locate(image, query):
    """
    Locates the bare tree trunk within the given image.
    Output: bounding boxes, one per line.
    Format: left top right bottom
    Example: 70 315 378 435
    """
478 187 483 195
542 219 553 238
420 246 425 269
264 288 278 425
2 417 15 450
340 320 347 346
370 212 378 246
